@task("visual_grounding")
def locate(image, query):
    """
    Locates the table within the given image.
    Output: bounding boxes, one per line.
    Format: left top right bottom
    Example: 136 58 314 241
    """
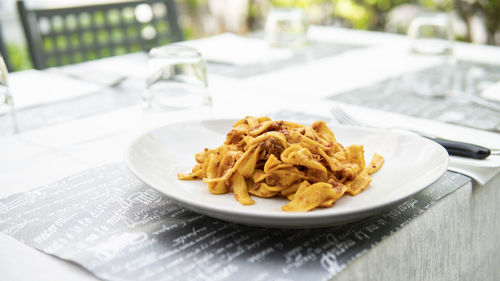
1 26 499 280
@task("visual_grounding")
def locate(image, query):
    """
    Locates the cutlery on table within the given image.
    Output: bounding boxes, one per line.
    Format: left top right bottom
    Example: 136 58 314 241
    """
449 90 500 113
330 107 500 160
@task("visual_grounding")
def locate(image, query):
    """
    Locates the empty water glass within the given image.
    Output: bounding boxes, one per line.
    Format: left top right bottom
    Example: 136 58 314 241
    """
0 56 17 135
143 45 211 110
407 13 455 97
408 13 453 55
265 8 308 48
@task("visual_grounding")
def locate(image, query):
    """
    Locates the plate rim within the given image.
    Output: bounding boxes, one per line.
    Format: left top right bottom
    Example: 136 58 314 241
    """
125 118 449 222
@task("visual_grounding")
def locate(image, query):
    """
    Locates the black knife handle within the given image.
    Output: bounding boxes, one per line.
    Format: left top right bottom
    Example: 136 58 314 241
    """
432 138 491 159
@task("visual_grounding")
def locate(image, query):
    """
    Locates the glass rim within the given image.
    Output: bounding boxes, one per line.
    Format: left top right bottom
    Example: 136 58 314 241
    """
148 44 202 59
409 13 452 29
415 11 450 17
269 7 307 14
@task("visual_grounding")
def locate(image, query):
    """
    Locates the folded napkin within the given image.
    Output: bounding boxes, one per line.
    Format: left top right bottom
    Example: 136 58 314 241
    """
52 53 147 86
480 80 500 102
180 33 294 65
335 103 500 185
8 70 102 109
447 162 499 186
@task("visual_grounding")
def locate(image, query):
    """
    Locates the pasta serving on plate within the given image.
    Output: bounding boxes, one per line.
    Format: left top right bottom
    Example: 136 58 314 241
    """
178 116 384 212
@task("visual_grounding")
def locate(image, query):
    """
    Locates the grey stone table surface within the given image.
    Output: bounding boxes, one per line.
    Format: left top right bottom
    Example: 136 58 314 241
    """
333 173 500 281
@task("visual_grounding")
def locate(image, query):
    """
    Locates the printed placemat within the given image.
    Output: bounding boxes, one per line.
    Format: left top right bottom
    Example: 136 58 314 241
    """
330 60 500 132
0 164 469 281
208 41 364 79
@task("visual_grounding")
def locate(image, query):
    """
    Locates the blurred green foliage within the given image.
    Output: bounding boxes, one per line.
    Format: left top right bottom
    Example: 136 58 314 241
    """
6 43 32 70
267 0 500 44
5 0 500 71
269 0 454 30
455 0 500 44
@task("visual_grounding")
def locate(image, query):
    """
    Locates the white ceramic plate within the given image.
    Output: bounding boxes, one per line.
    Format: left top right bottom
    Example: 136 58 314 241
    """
125 119 448 228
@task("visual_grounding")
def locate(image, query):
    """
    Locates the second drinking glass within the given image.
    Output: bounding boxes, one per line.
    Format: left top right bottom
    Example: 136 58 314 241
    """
144 45 211 110
407 13 455 97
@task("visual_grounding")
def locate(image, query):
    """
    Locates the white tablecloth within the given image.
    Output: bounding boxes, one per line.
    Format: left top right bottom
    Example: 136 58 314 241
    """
1 26 499 280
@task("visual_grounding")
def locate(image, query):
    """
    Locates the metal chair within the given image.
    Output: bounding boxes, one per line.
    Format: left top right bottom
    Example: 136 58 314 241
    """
17 0 183 69
0 21 13 72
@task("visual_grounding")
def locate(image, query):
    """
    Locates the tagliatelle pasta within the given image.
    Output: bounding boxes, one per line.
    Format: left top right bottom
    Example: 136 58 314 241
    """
178 116 384 212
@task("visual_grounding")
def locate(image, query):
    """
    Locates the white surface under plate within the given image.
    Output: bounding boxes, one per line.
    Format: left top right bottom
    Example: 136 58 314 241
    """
125 119 449 228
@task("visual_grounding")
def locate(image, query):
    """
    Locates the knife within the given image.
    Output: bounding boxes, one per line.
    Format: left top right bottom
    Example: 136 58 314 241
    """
330 107 497 160
397 129 497 160
428 138 492 160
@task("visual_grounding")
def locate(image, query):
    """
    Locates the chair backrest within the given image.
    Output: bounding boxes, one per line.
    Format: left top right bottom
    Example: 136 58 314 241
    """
17 0 183 69
0 20 13 72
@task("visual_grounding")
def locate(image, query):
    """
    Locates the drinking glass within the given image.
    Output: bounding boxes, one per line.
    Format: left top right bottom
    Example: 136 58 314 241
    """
407 13 455 97
408 13 453 55
265 8 308 48
143 45 211 110
0 56 17 135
